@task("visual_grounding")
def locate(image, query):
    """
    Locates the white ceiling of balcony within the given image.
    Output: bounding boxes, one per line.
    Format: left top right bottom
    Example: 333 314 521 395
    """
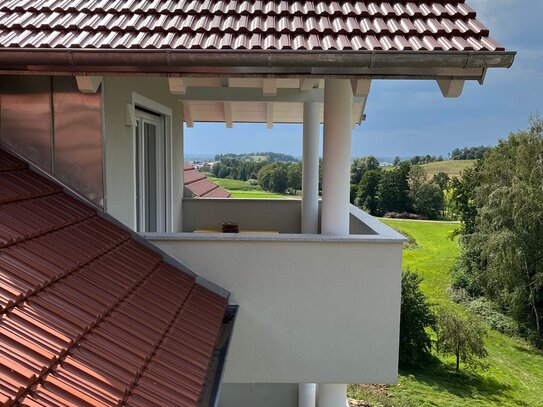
171 77 368 128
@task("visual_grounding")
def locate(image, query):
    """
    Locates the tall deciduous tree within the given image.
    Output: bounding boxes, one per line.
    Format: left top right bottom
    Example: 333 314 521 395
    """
377 163 411 214
351 156 380 184
471 117 543 341
357 170 382 215
287 162 302 192
432 172 451 191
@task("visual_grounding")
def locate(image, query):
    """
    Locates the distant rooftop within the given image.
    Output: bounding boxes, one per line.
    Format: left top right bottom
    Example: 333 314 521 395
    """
184 163 231 199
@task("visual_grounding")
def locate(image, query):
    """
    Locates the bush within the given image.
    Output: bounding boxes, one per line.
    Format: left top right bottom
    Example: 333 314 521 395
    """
399 268 435 367
384 212 428 220
466 298 520 337
447 286 471 304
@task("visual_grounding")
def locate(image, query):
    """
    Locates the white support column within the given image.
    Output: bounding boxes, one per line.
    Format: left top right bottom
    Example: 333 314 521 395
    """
302 101 320 234
321 79 353 236
299 383 317 407
317 384 348 407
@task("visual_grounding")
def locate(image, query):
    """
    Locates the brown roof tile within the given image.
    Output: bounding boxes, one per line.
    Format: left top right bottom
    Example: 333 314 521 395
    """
184 164 231 199
0 148 228 406
0 0 505 51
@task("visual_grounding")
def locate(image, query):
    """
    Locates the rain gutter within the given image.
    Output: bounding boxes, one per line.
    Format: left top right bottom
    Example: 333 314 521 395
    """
0 49 516 78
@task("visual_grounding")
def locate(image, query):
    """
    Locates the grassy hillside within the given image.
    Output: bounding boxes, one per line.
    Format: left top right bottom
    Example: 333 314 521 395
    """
421 160 475 179
351 220 543 407
209 177 292 199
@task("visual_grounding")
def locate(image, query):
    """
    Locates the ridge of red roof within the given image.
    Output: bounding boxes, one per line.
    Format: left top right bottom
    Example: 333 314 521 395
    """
0 148 228 406
0 0 505 52
184 164 231 199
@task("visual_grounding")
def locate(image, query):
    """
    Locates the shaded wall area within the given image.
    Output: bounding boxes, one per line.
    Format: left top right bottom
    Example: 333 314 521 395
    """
219 384 298 407
183 198 378 235
0 75 104 205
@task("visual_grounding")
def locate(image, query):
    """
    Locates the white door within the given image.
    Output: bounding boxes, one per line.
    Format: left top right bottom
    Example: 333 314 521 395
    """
135 109 167 233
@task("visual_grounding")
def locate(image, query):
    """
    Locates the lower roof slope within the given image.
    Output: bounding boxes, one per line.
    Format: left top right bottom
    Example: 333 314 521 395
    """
0 149 228 406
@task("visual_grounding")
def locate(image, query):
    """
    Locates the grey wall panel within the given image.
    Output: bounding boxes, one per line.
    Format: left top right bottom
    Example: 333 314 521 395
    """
52 77 104 206
218 384 298 407
0 75 52 172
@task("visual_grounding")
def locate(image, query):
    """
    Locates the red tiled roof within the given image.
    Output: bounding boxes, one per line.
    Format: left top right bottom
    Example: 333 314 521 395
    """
184 164 231 199
0 148 228 406
0 0 504 51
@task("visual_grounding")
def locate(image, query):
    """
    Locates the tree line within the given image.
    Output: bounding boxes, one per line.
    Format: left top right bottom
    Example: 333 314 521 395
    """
214 152 298 163
400 117 543 375
449 145 491 160
352 156 448 220
212 153 451 209
448 117 543 347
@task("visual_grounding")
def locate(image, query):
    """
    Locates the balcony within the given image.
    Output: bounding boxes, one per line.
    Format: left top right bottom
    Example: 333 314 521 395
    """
141 198 405 385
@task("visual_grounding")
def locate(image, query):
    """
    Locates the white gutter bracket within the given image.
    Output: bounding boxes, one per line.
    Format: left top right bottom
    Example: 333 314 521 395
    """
75 76 103 93
351 79 372 97
169 77 187 95
437 79 465 98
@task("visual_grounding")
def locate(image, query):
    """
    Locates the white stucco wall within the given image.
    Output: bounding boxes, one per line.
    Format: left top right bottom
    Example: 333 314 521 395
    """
103 76 184 231
149 235 403 384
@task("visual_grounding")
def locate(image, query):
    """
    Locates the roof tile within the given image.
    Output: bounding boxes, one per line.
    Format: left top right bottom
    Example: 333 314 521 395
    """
0 148 228 406
0 1 505 51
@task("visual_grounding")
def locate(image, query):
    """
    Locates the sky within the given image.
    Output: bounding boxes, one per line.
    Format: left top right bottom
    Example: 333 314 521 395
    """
185 0 543 159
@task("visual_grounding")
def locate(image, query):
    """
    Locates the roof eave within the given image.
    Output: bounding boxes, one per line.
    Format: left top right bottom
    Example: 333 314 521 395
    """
0 49 516 80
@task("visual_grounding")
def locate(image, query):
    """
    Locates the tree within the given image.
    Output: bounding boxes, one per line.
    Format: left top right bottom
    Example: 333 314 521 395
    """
432 171 451 191
351 156 380 184
412 183 444 219
393 156 401 166
356 170 381 215
468 117 543 342
399 269 435 367
377 164 411 214
258 163 288 193
269 165 288 193
258 164 274 191
408 165 427 199
350 184 358 205
435 307 488 371
287 162 302 192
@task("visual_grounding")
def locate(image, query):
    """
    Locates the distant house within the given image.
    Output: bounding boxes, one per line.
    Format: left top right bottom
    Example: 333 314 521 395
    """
0 1 513 407
184 163 231 198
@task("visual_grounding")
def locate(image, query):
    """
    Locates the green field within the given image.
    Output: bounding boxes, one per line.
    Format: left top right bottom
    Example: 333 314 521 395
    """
352 219 543 407
421 160 475 179
209 177 294 199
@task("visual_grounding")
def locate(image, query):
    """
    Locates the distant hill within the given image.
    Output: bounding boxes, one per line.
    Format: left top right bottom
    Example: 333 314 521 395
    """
421 160 475 179
214 152 299 163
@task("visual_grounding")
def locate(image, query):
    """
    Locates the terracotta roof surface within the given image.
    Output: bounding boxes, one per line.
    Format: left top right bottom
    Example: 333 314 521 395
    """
184 164 231 199
0 0 504 51
0 148 228 406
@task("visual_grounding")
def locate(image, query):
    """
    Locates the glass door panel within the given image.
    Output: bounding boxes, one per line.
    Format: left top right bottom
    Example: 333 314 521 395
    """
135 109 166 233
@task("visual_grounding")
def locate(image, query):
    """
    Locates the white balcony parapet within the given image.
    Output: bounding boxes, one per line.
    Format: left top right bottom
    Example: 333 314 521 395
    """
143 202 404 386
142 199 405 244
